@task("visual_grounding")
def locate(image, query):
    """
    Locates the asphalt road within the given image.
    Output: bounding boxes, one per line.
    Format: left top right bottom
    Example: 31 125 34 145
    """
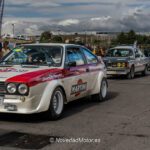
0 73 149 150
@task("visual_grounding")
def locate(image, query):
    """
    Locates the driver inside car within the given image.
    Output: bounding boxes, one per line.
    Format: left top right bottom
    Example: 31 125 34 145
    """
27 52 46 64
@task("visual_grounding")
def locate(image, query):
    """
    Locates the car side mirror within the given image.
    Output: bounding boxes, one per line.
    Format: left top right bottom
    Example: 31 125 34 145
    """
67 61 77 67
135 53 140 58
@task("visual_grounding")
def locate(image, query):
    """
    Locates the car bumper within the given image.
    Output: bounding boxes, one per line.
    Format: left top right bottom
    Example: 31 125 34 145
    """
107 68 130 75
0 95 42 114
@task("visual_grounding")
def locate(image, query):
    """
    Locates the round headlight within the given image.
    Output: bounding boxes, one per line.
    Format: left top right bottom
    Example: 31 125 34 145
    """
7 83 17 94
122 63 125 67
117 63 121 67
18 84 28 95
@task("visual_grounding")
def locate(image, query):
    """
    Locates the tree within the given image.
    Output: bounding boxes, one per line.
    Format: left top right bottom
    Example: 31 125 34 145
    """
40 31 52 43
127 30 136 44
93 39 101 45
113 30 137 45
111 30 150 47
117 32 127 44
51 36 63 43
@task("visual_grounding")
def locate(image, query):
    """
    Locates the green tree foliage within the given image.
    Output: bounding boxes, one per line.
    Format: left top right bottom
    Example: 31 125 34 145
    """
127 30 137 44
40 31 52 43
93 39 101 45
116 32 128 44
113 30 150 46
51 36 63 43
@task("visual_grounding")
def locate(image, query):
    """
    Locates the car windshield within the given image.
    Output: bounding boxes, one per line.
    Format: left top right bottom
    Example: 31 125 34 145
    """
106 49 133 57
1 45 63 66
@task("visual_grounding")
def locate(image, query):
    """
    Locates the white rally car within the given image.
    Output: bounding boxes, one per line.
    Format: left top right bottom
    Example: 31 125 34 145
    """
0 44 108 119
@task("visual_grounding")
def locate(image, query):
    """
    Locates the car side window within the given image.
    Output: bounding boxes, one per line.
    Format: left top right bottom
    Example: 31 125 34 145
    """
82 48 98 64
66 47 85 66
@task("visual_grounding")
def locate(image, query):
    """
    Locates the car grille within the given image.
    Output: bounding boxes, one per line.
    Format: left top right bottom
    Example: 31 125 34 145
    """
107 63 117 67
0 82 6 95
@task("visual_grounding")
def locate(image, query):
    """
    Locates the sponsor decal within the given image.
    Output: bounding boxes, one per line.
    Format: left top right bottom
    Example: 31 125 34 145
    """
0 68 28 73
71 79 87 96
41 74 63 82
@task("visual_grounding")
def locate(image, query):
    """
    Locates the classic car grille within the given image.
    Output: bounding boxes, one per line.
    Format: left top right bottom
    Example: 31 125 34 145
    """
107 63 117 67
0 82 6 95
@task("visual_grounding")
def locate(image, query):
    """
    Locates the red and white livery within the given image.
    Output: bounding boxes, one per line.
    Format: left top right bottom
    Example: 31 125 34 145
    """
0 44 108 119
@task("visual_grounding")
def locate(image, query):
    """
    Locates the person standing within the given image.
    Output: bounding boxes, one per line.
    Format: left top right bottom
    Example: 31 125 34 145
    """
2 41 10 57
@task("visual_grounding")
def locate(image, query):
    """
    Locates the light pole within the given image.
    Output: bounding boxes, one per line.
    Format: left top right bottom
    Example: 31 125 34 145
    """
0 0 5 36
12 23 15 37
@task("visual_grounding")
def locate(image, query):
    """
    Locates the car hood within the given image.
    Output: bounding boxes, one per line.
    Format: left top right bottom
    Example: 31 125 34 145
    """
0 66 63 86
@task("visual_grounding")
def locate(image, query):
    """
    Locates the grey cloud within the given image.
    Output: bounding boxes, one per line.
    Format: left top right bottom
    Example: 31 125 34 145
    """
3 0 150 34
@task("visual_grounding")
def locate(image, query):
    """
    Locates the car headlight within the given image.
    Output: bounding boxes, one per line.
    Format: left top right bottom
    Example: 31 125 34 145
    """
7 83 17 94
18 84 28 95
122 63 126 68
117 63 121 67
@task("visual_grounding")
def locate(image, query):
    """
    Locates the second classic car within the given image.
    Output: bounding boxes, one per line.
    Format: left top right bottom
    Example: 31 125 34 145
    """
103 45 149 79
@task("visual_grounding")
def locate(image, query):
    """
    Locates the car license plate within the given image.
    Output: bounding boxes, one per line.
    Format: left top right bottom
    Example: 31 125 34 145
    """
0 96 4 106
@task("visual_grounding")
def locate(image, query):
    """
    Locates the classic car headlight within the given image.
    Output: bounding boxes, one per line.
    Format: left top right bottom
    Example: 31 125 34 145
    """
117 62 127 68
7 83 17 94
18 84 28 95
122 63 126 67
117 63 121 67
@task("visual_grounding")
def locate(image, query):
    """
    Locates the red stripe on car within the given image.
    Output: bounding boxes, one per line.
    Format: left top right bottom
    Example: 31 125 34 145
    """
6 69 63 87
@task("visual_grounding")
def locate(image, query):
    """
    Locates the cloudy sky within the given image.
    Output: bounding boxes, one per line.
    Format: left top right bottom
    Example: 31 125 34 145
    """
2 0 150 35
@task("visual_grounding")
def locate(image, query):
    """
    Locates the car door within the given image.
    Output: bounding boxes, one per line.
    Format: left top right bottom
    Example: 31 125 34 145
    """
135 50 145 72
81 47 100 92
62 46 90 101
139 50 147 71
135 50 142 72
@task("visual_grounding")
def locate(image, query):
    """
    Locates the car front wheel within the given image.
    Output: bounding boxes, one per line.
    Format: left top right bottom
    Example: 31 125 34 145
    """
45 87 65 120
92 78 108 102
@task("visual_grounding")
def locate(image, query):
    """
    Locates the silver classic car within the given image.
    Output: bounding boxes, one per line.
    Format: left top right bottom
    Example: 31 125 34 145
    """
103 45 149 79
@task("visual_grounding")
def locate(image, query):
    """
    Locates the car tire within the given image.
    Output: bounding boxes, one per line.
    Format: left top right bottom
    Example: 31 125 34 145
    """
127 66 135 79
92 78 108 102
45 87 65 120
142 65 148 76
